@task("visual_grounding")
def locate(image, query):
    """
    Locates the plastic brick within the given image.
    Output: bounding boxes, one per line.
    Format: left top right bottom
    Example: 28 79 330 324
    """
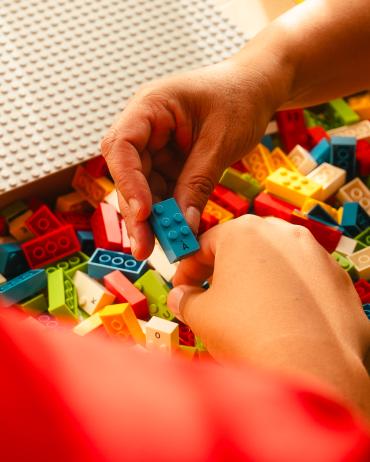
47 268 78 321
330 136 357 180
91 202 121 250
0 269 46 307
88 248 147 281
26 205 61 236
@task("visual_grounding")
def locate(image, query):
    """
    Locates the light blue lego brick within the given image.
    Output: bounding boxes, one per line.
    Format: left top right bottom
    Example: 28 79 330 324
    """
341 202 370 237
362 304 370 320
307 205 338 227
88 248 147 281
0 269 47 307
310 139 330 164
0 243 29 279
261 134 273 151
76 230 95 256
149 198 200 263
330 136 356 180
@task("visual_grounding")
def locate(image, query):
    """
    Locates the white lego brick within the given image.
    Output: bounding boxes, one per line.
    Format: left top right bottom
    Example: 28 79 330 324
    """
265 120 278 135
73 270 115 315
335 235 358 256
104 190 120 214
307 163 346 201
288 145 317 175
328 120 370 141
336 178 370 214
145 316 179 354
0 273 7 285
348 247 370 280
148 241 179 282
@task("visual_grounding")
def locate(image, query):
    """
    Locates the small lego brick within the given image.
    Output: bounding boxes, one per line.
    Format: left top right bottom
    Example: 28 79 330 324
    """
310 138 331 165
0 273 6 285
99 303 145 345
148 241 179 282
330 136 356 180
20 293 48 316
0 269 46 307
91 202 122 251
210 184 249 217
219 168 262 200
145 316 179 354
265 167 322 207
25 205 61 236
276 109 310 151
264 147 297 173
0 216 7 236
72 165 114 208
73 312 103 336
76 230 95 256
47 268 78 321
56 191 87 213
120 219 131 254
328 120 370 141
253 192 296 222
290 212 342 253
88 248 147 281
354 279 370 304
178 322 195 347
307 126 329 147
355 228 370 248
363 304 370 320
85 155 108 178
56 211 93 231
356 140 370 177
348 247 370 280
8 210 34 242
103 270 148 319
134 269 173 320
104 189 120 213
73 270 115 315
288 145 317 175
204 200 233 224
335 235 358 256
301 198 339 223
341 202 370 237
307 204 338 227
0 200 28 223
348 93 370 120
45 251 89 279
149 198 200 264
21 224 80 269
241 144 271 184
307 163 346 201
0 243 29 279
198 211 219 235
327 99 360 126
337 177 370 214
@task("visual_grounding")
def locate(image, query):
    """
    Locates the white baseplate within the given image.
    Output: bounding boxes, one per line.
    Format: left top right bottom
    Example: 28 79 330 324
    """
0 0 246 193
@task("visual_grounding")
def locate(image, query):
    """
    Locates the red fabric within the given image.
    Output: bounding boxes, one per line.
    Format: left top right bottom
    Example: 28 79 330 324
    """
0 309 369 462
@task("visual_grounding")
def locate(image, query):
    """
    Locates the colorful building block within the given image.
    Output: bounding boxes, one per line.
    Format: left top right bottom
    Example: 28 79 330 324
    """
20 293 48 316
45 251 89 279
241 144 270 184
147 242 179 283
8 210 34 242
199 211 219 234
47 268 78 321
99 303 145 345
25 205 61 236
356 140 370 177
178 322 195 347
332 251 356 279
260 134 274 151
219 168 262 200
307 126 329 147
88 248 147 281
310 138 331 165
145 316 179 354
56 211 92 231
288 145 317 175
341 202 370 237
72 165 114 208
307 204 338 227
210 184 249 217
265 167 322 207
121 219 131 253
330 136 356 180
73 312 103 336
85 155 108 178
104 189 120 213
275 109 310 151
327 99 360 126
337 177 370 214
348 247 370 280
354 279 370 304
73 270 115 315
56 191 87 213
307 163 346 201
76 230 95 256
348 93 370 120
355 228 370 248
149 198 200 264
0 243 29 279
253 192 296 222
21 224 80 269
204 200 233 224
134 269 173 320
0 269 46 307
335 235 358 256
103 270 148 319
328 120 370 141
301 198 339 223
264 147 297 173
91 202 122 251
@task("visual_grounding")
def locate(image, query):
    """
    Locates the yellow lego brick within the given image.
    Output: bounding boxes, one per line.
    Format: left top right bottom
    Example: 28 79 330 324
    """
241 144 270 183
336 177 370 214
348 247 370 280
99 303 145 345
264 147 297 173
73 312 103 336
204 200 233 223
56 191 87 213
301 198 339 223
265 167 322 207
9 210 34 242
348 93 370 120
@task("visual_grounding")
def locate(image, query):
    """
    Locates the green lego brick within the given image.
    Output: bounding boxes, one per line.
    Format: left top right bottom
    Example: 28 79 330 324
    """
0 200 28 223
331 252 357 280
21 293 48 316
134 269 174 320
355 227 370 247
45 251 89 278
304 110 320 128
328 99 360 126
47 268 78 320
220 168 262 200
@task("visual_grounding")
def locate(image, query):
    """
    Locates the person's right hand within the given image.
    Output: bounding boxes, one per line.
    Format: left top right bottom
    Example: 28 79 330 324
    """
101 58 281 260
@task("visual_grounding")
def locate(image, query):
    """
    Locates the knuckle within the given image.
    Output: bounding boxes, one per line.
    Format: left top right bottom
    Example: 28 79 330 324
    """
101 126 118 160
183 175 215 202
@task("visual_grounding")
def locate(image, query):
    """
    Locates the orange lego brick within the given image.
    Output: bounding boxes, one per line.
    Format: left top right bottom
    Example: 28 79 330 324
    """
348 93 370 120
264 147 297 173
99 303 145 345
204 200 233 223
72 165 114 208
9 210 34 242
241 144 270 183
56 191 87 213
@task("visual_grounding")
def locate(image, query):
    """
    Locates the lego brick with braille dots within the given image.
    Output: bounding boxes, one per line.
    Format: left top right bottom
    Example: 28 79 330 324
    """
148 241 179 283
88 248 147 281
77 230 95 256
288 145 317 175
103 270 149 319
265 167 322 207
73 312 104 337
275 109 310 152
210 184 249 217
330 136 356 180
145 316 179 355
328 120 370 141
8 210 34 242
356 140 370 177
73 270 115 315
348 247 370 280
355 228 370 248
264 148 297 174
21 224 80 269
204 200 233 224
134 269 173 320
219 169 262 200
0 243 29 279
55 211 93 231
0 269 47 308
91 202 122 251
149 198 200 264
72 166 115 208
47 268 78 321
307 163 346 201
337 178 370 214
99 303 145 345
327 99 360 126
45 251 89 279
341 202 370 237
241 144 271 184
310 138 331 165
56 191 88 213
25 205 61 236
253 192 296 222
335 235 358 256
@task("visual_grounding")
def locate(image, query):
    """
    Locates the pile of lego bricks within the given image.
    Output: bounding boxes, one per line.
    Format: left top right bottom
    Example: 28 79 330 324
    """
0 93 370 358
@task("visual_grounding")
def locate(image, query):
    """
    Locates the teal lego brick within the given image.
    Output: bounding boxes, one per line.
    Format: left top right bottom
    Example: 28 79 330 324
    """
0 243 29 279
341 202 370 237
88 248 147 281
310 139 330 165
0 269 46 307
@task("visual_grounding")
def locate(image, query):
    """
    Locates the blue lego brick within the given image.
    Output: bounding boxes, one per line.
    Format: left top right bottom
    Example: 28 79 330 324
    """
77 230 95 256
149 198 200 263
307 205 338 227
310 139 330 165
341 202 370 237
261 134 273 151
0 269 47 307
363 304 370 320
330 136 356 180
0 243 29 279
88 248 147 281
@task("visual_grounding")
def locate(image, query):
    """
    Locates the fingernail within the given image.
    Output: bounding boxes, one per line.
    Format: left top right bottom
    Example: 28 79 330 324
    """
130 237 137 256
168 287 184 318
129 199 141 220
185 206 201 234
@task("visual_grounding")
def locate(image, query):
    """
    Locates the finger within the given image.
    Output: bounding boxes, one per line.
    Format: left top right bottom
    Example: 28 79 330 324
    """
148 171 168 199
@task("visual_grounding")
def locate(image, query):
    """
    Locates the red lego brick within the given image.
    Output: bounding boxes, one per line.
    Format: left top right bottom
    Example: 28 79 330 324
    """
21 224 80 268
103 270 148 319
354 279 370 304
199 211 219 235
91 203 122 250
307 126 330 148
178 322 195 346
25 197 45 212
55 211 92 231
85 155 109 178
25 205 61 236
253 192 296 222
210 184 249 217
290 214 342 253
276 109 310 152
0 216 7 236
231 161 249 173
121 219 131 253
356 140 370 177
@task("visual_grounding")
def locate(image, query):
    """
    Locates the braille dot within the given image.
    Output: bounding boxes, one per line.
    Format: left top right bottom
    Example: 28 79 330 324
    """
168 230 177 240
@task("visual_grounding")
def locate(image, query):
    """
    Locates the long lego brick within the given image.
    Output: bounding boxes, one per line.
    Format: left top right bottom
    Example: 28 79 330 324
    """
88 248 147 281
47 268 78 320
220 168 262 200
0 269 46 307
25 205 61 235
210 184 249 217
330 136 356 181
21 224 80 269
99 303 145 345
72 165 114 208
91 203 121 250
275 109 310 151
253 192 296 222
103 270 148 319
